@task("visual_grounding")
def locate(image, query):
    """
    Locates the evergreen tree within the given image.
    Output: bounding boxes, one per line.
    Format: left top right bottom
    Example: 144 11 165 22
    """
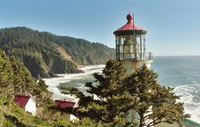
0 50 13 98
124 65 189 127
62 61 188 127
62 60 138 127
10 56 35 95
33 79 53 106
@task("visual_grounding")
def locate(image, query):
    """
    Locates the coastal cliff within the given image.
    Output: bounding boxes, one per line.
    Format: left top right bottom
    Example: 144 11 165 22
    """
0 27 115 78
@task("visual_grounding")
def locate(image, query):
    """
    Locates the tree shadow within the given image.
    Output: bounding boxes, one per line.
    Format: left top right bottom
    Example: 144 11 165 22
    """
4 114 31 127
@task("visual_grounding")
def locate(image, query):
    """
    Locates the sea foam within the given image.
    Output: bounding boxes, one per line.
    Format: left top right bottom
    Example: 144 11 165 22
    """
174 84 200 123
43 65 105 102
44 64 200 123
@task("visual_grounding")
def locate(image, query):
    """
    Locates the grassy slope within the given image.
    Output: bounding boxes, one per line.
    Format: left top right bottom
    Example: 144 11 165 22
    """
0 97 37 127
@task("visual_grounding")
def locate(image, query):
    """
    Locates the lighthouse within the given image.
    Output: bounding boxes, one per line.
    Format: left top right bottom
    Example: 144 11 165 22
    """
114 13 153 74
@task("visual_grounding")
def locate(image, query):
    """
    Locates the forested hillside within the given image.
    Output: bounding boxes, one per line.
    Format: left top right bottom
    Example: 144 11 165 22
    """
0 49 75 126
0 27 115 78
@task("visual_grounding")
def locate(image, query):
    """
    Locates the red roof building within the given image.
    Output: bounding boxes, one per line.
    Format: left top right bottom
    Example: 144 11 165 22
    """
14 95 30 107
55 100 77 121
14 95 36 116
113 13 153 74
114 13 147 35
55 100 75 109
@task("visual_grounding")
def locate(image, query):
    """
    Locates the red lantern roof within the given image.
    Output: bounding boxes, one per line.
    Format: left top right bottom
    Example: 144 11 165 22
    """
114 13 147 35
14 95 31 108
55 100 75 109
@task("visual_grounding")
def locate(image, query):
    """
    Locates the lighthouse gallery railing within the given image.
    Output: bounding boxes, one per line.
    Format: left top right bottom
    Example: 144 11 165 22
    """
116 52 153 61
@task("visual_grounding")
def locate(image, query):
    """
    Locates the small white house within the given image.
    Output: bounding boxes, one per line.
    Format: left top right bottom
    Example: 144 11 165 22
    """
14 95 36 116
55 100 77 121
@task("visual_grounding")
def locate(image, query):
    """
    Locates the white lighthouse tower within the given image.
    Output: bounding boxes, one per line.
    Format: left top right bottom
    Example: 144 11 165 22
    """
114 13 153 74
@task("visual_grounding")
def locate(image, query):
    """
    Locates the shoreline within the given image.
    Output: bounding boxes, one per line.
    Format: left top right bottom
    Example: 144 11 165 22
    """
44 64 200 124
43 65 105 102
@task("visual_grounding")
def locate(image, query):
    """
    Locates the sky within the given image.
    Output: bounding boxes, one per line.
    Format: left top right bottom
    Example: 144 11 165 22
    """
0 0 200 56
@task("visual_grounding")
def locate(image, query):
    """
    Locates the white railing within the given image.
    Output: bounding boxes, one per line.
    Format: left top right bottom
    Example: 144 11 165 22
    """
116 52 153 61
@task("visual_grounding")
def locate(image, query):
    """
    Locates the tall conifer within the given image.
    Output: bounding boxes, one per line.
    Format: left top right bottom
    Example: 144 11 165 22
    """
62 61 188 127
63 60 137 127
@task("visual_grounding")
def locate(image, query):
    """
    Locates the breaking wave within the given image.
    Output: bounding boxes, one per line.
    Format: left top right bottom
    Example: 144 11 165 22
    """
174 84 200 123
44 64 200 123
43 65 105 101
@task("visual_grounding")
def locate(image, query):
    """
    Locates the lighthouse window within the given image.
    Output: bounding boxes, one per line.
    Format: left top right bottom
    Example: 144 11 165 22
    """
116 36 121 45
120 45 123 53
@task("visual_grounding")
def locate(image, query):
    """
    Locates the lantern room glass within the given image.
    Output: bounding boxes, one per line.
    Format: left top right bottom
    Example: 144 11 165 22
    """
115 34 147 61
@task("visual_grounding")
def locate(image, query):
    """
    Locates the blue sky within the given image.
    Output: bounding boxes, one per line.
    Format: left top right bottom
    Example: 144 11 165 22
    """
0 0 200 56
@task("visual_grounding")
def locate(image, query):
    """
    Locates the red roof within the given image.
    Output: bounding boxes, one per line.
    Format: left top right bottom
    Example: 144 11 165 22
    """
14 95 30 107
114 13 147 35
55 100 75 109
116 23 145 32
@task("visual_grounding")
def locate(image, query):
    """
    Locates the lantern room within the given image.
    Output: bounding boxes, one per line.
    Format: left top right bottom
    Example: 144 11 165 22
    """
113 13 153 74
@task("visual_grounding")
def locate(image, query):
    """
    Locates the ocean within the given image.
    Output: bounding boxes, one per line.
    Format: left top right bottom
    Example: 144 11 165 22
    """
44 56 200 123
152 56 200 123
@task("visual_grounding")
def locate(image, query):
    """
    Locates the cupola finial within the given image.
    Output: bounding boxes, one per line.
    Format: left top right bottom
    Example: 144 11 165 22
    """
127 13 134 24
